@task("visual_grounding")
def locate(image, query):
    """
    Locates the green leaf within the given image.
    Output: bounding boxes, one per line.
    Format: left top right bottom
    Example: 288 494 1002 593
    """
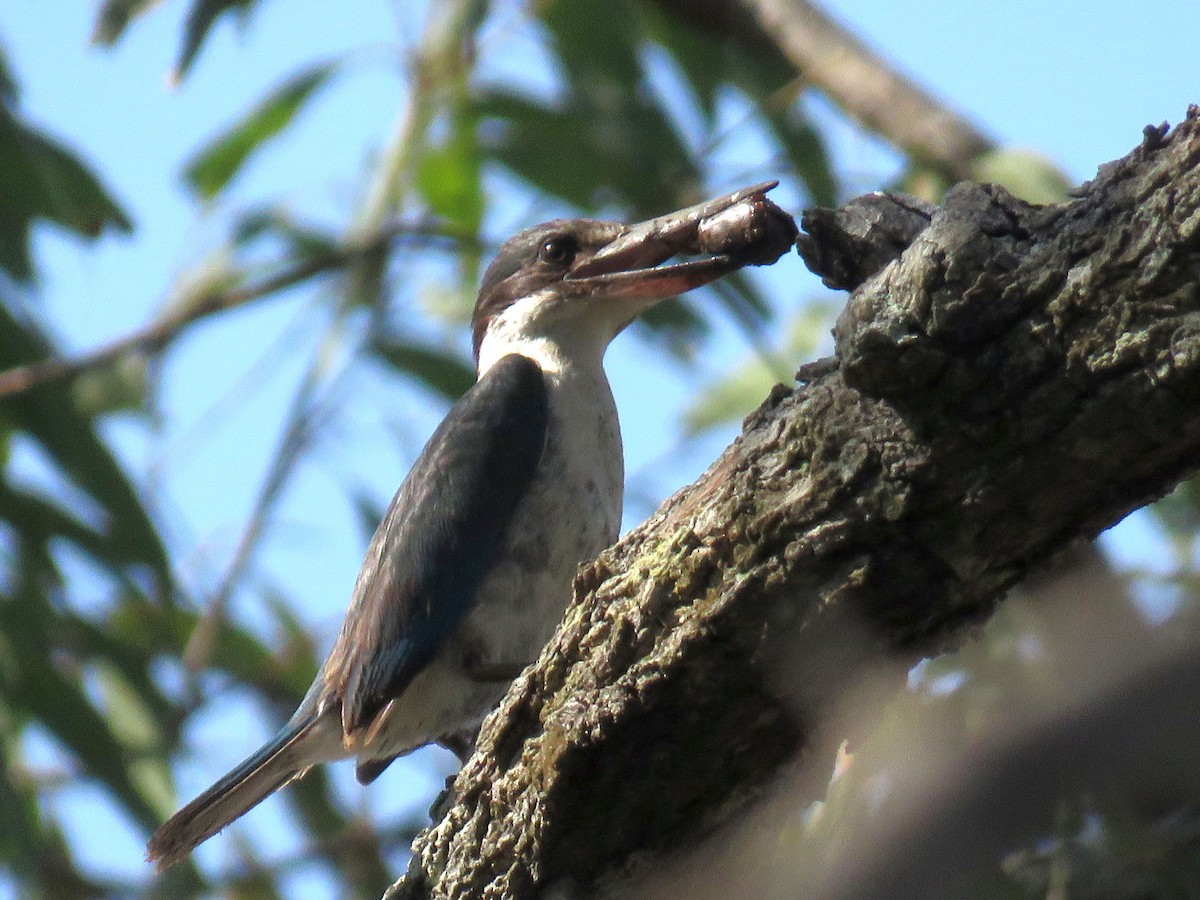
0 303 172 595
972 148 1072 205
231 207 341 268
0 718 43 885
371 337 475 401
761 103 838 208
638 3 726 117
0 599 163 832
1150 478 1200 540
477 0 703 217
348 490 386 546
635 298 707 359
70 352 148 417
108 598 314 705
91 0 159 47
684 306 831 433
474 90 699 216
542 0 643 90
0 482 143 589
416 104 484 235
709 269 773 326
0 47 17 106
92 661 174 814
0 108 133 281
175 0 259 82
642 1 838 207
184 61 339 200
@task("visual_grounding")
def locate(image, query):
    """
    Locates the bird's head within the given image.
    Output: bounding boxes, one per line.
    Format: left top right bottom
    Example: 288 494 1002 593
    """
472 183 787 374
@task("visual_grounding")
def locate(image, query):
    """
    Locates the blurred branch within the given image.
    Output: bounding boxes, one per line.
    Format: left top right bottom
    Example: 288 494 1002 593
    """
181 354 334 673
618 546 1180 900
390 111 1200 898
342 0 484 309
813 628 1200 900
0 221 466 400
650 0 995 180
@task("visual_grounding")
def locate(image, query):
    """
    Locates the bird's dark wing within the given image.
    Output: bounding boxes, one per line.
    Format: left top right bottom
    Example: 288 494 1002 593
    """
325 353 548 739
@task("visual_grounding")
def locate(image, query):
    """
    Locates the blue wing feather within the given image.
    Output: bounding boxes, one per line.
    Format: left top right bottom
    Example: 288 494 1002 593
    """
323 354 548 738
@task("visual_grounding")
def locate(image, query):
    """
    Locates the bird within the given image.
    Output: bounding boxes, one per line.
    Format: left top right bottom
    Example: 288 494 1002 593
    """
146 183 795 870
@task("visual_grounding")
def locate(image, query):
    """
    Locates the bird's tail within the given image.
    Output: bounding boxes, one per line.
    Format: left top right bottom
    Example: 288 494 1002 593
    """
146 713 324 871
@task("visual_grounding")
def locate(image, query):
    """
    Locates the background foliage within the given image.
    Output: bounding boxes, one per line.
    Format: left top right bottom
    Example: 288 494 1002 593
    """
0 1 1197 897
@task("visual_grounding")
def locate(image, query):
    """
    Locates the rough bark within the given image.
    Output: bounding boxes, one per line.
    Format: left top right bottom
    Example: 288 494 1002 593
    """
387 107 1200 899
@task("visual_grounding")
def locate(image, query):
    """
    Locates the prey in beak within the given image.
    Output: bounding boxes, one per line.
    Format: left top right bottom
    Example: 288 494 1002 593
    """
565 180 799 298
472 182 798 361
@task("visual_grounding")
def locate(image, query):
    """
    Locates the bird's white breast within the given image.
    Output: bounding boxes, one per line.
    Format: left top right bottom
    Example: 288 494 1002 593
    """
361 340 624 754
465 350 624 656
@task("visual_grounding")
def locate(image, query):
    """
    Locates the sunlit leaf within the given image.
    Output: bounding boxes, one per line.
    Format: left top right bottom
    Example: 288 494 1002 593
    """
897 164 953 203
70 353 148 417
417 105 483 235
70 612 176 735
684 305 830 433
92 662 174 815
475 90 699 216
184 61 339 200
478 0 702 217
109 598 313 706
972 147 1072 205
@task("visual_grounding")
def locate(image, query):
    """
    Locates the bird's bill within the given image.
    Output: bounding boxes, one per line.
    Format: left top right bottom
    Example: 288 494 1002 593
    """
565 181 781 299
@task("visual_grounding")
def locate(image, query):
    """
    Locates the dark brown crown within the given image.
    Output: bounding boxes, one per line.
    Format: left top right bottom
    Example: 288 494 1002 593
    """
472 219 610 359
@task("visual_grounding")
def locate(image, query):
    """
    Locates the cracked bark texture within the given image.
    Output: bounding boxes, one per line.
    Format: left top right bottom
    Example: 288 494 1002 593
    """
387 108 1200 899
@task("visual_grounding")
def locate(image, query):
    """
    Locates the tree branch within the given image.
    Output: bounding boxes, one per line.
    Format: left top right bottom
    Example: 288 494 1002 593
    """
649 0 995 180
609 548 1200 900
0 222 465 400
388 108 1200 899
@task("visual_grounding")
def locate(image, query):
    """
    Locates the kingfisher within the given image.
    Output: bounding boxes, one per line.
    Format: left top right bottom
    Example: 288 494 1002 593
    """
147 183 795 870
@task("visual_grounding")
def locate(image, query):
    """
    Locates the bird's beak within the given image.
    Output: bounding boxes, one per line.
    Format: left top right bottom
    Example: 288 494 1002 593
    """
565 181 792 299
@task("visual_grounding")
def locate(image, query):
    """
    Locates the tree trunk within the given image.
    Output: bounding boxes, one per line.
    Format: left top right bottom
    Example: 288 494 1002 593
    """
387 107 1200 899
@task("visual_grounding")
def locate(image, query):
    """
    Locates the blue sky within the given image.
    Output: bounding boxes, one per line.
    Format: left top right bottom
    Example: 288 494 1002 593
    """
1 0 1197 894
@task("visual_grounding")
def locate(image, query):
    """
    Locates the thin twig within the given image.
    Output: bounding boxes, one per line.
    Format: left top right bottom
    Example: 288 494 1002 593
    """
181 330 346 674
743 0 995 177
650 0 996 180
0 222 466 400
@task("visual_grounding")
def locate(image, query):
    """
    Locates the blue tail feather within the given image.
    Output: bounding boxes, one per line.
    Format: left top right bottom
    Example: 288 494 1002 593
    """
147 712 320 871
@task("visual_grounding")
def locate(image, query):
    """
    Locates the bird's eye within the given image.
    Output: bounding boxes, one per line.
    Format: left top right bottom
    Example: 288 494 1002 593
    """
538 235 576 267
